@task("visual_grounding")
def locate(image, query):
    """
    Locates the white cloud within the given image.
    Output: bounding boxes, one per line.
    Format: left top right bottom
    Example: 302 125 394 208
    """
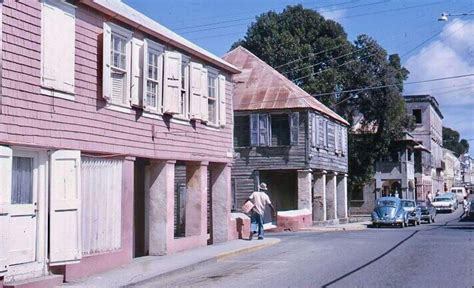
404 19 474 150
318 8 346 22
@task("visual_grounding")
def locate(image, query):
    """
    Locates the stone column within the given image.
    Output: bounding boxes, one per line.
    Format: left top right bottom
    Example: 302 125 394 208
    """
297 169 313 211
313 170 326 222
122 156 135 260
185 161 208 237
148 160 175 256
211 163 231 244
326 172 338 220
336 174 348 219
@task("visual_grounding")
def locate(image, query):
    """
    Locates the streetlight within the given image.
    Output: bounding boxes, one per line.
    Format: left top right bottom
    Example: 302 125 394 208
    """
438 12 474 21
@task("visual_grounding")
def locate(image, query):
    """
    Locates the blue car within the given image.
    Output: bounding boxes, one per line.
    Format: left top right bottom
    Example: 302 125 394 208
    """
372 197 409 228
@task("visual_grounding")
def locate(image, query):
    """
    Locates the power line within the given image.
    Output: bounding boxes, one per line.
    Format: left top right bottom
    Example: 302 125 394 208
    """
174 0 358 31
237 74 474 107
184 1 444 36
176 0 385 33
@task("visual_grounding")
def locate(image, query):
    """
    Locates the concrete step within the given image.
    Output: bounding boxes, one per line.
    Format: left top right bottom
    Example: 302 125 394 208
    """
3 274 63 288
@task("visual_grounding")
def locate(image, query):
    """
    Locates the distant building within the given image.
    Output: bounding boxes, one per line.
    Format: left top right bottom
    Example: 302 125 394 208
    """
223 47 349 230
349 129 423 215
459 154 474 188
443 149 462 190
404 95 444 198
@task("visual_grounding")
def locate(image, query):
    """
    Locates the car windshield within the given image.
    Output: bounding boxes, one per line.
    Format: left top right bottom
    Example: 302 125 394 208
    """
377 200 397 207
434 198 450 202
402 201 415 207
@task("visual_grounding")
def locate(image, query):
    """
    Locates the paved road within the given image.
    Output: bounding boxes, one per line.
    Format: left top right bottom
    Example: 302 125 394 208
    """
147 207 474 288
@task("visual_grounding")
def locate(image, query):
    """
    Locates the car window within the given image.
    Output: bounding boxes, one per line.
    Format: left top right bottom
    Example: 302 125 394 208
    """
402 201 414 207
433 198 450 202
377 200 397 207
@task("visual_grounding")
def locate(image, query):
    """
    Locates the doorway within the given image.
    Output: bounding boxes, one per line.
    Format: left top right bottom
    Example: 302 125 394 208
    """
258 170 297 223
133 158 148 258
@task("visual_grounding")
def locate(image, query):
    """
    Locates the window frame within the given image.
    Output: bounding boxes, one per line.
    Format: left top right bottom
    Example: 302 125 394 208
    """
143 39 164 113
207 69 219 126
106 22 133 108
178 56 190 119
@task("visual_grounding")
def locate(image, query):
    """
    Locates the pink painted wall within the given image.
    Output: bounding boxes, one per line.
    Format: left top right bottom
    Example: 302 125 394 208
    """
0 0 234 164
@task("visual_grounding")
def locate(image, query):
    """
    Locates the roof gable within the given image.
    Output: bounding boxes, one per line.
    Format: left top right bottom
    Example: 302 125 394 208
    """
223 47 349 125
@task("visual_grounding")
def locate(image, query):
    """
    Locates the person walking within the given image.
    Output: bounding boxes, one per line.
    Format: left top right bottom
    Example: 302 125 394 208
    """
460 197 469 219
426 191 433 205
246 183 276 240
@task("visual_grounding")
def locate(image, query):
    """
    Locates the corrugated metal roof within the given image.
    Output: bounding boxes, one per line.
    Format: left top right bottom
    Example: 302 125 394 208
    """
223 47 349 126
82 0 240 74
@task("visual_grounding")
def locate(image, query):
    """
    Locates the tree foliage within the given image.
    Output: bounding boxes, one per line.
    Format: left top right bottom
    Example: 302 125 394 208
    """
443 126 469 157
231 5 413 188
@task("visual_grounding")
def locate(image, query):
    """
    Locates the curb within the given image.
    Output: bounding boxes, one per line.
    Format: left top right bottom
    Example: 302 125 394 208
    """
216 238 281 261
128 238 281 286
300 223 369 232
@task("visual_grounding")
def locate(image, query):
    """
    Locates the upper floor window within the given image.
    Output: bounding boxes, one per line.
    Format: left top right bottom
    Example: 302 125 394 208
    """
180 59 190 116
208 73 218 125
234 113 298 147
143 40 164 111
413 109 422 124
103 23 132 106
41 0 76 98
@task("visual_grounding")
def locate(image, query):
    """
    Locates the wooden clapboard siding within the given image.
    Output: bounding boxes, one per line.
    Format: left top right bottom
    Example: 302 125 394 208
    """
232 110 348 209
0 1 233 164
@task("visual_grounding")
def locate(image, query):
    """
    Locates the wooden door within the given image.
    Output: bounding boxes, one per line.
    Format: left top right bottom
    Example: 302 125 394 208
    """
9 151 38 265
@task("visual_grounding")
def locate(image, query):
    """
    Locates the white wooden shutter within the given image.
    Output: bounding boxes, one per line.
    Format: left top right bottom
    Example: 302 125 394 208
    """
0 146 12 276
130 38 143 107
42 0 75 94
218 75 226 127
201 67 209 122
49 150 82 265
163 51 181 115
190 62 203 120
102 22 112 102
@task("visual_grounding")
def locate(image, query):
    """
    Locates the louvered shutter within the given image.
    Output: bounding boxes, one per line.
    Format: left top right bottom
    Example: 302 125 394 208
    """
290 112 299 146
163 51 181 114
343 127 348 155
201 67 209 122
316 116 321 147
218 75 226 127
102 23 112 102
335 125 339 152
130 38 143 107
259 114 269 146
310 114 316 147
0 146 12 276
190 62 203 120
49 150 82 265
250 114 259 146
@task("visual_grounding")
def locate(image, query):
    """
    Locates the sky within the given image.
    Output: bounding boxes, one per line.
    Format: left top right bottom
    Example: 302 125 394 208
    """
124 0 474 150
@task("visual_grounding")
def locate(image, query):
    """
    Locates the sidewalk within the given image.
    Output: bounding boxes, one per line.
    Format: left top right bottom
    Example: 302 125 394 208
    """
301 221 371 232
64 238 280 287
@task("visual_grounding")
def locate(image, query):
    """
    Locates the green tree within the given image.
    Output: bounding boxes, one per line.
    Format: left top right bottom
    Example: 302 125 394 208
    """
443 127 469 156
231 5 413 188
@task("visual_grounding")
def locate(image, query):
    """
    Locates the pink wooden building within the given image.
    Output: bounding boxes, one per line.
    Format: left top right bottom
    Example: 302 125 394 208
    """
0 0 240 286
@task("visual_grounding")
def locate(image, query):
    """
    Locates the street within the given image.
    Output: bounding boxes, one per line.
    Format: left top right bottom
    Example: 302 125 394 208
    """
146 208 473 288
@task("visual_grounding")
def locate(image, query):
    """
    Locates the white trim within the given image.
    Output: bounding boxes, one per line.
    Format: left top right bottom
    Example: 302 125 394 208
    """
105 104 132 114
40 87 75 101
107 21 133 39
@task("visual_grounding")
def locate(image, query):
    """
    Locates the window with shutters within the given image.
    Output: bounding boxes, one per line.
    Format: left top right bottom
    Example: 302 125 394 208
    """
103 23 132 108
144 42 163 111
246 113 296 147
207 73 218 125
180 58 190 117
271 114 290 146
234 115 250 147
41 0 76 99
111 33 128 105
